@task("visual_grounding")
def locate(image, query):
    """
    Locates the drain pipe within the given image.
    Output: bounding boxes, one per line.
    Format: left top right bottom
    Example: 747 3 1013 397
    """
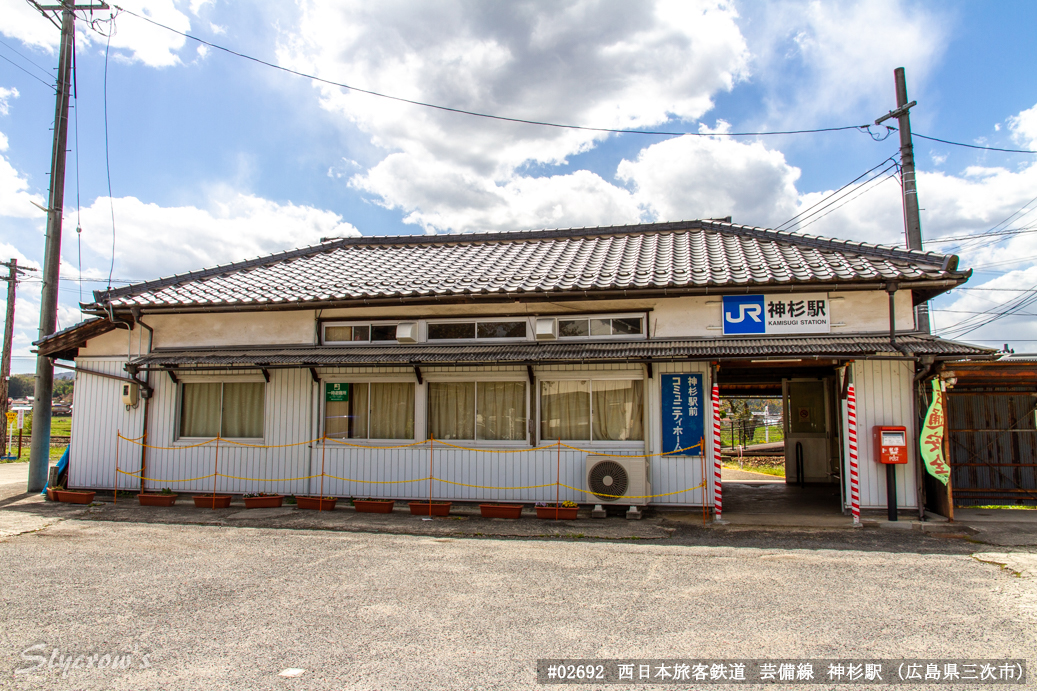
886 282 898 349
129 307 154 494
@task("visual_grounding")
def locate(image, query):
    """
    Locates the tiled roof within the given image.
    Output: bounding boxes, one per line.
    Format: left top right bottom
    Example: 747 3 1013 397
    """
129 334 993 369
92 220 966 310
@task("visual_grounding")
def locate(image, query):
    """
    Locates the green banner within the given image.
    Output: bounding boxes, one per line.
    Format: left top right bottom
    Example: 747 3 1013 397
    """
919 379 950 485
325 383 349 403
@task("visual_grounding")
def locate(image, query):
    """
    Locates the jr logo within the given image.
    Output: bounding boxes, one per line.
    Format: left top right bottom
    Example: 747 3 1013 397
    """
722 295 766 335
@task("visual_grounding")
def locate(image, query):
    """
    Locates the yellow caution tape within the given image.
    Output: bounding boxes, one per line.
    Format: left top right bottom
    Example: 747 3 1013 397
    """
116 468 217 483
558 481 707 499
560 441 703 458
320 474 430 484
432 440 560 453
432 479 558 490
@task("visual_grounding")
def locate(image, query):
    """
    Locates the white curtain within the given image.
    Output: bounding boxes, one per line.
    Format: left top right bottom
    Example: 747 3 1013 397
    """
477 382 526 441
592 380 644 441
428 382 475 439
540 380 590 440
180 383 221 438
221 382 265 438
370 382 414 439
325 383 368 439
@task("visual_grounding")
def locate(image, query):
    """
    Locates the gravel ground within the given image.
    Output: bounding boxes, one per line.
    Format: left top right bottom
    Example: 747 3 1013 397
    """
1 519 1034 690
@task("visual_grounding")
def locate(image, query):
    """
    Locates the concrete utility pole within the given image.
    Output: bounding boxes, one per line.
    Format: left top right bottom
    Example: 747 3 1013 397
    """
27 1 108 491
2 260 35 456
875 67 930 334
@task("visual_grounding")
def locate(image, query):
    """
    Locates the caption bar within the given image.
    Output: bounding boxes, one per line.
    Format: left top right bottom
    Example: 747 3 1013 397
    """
537 660 1026 685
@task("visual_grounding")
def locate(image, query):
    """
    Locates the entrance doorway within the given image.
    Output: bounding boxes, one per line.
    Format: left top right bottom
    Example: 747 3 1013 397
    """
716 361 847 522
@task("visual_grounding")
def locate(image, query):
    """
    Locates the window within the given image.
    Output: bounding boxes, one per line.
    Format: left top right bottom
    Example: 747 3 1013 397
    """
540 379 643 441
180 382 264 439
558 316 643 338
324 382 415 439
427 319 527 341
323 322 399 344
427 381 527 441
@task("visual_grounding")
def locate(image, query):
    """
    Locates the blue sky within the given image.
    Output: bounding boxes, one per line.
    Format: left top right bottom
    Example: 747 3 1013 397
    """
2 0 1036 373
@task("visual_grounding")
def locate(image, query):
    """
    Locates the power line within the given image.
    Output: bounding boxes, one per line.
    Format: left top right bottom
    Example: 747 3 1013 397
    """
0 52 56 91
0 37 54 79
912 132 1037 155
114 6 875 139
774 155 898 232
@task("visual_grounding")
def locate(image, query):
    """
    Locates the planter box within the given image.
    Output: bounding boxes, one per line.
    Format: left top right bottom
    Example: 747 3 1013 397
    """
536 506 578 520
46 488 57 501
138 493 178 507
193 494 233 509
409 501 451 517
353 499 394 514
296 496 338 511
53 489 95 504
243 495 284 509
479 504 523 519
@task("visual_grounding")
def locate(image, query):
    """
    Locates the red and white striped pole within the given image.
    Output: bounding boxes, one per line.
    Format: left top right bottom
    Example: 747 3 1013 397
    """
712 383 723 521
847 382 860 524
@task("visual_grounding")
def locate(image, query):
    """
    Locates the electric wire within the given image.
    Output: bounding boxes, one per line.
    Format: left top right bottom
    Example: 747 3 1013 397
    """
788 165 900 234
912 132 1037 155
113 5 874 139
0 37 54 79
0 52 56 90
773 155 899 233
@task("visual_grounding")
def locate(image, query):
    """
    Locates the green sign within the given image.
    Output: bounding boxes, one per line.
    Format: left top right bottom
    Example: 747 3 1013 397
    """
325 383 349 403
920 379 950 485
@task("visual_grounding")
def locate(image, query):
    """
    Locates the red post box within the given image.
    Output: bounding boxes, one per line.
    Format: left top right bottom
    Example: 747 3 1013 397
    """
873 426 908 464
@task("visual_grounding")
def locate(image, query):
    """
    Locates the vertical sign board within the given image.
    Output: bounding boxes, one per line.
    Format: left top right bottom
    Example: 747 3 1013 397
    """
722 293 831 335
662 374 704 455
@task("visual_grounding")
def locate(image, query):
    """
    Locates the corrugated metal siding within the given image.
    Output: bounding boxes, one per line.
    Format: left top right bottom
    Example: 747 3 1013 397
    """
847 360 918 509
69 358 145 491
73 359 717 504
947 392 1037 505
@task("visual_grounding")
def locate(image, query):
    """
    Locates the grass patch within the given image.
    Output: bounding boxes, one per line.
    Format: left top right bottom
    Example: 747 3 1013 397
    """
960 504 1036 511
723 458 786 478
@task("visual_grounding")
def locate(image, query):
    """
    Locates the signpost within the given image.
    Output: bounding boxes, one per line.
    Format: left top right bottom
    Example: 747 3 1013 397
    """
325 383 349 402
722 293 831 335
661 374 704 455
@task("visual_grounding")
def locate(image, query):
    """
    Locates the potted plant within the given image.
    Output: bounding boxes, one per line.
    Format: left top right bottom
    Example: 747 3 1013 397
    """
408 501 452 517
193 494 233 509
243 492 284 509
479 503 523 519
138 487 178 507
296 495 338 511
53 486 96 504
353 498 394 513
535 500 578 520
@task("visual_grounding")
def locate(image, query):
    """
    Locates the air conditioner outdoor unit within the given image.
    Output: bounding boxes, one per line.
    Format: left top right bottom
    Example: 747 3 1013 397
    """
585 455 649 507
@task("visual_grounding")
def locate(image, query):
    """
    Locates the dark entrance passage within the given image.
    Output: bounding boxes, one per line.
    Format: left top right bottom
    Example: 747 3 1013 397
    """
717 359 848 523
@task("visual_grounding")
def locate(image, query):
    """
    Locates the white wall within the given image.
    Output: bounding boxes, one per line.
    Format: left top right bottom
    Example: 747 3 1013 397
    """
843 360 919 510
76 288 920 357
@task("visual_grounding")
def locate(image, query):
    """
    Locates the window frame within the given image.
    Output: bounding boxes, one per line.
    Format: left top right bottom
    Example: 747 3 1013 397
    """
322 321 404 345
554 313 647 341
175 374 267 442
424 373 530 445
424 317 531 343
321 377 417 442
537 372 646 445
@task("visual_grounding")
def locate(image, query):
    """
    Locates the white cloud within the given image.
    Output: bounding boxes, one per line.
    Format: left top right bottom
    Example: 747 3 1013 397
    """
0 130 47 219
280 0 750 233
75 191 360 280
1008 103 1037 150
742 0 949 126
1 0 190 69
0 87 19 116
617 134 801 226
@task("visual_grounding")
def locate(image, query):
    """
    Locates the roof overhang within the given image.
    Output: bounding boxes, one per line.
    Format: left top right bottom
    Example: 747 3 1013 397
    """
125 334 995 372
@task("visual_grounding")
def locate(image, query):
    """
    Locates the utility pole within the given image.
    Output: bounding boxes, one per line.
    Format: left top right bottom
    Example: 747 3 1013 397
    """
27 1 108 492
2 260 35 457
875 67 930 334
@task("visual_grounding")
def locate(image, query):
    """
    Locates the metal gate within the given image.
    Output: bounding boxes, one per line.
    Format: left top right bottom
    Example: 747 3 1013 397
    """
947 392 1037 506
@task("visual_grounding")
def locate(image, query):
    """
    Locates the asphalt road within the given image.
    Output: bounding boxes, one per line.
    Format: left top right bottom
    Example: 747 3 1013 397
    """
2 518 1035 690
